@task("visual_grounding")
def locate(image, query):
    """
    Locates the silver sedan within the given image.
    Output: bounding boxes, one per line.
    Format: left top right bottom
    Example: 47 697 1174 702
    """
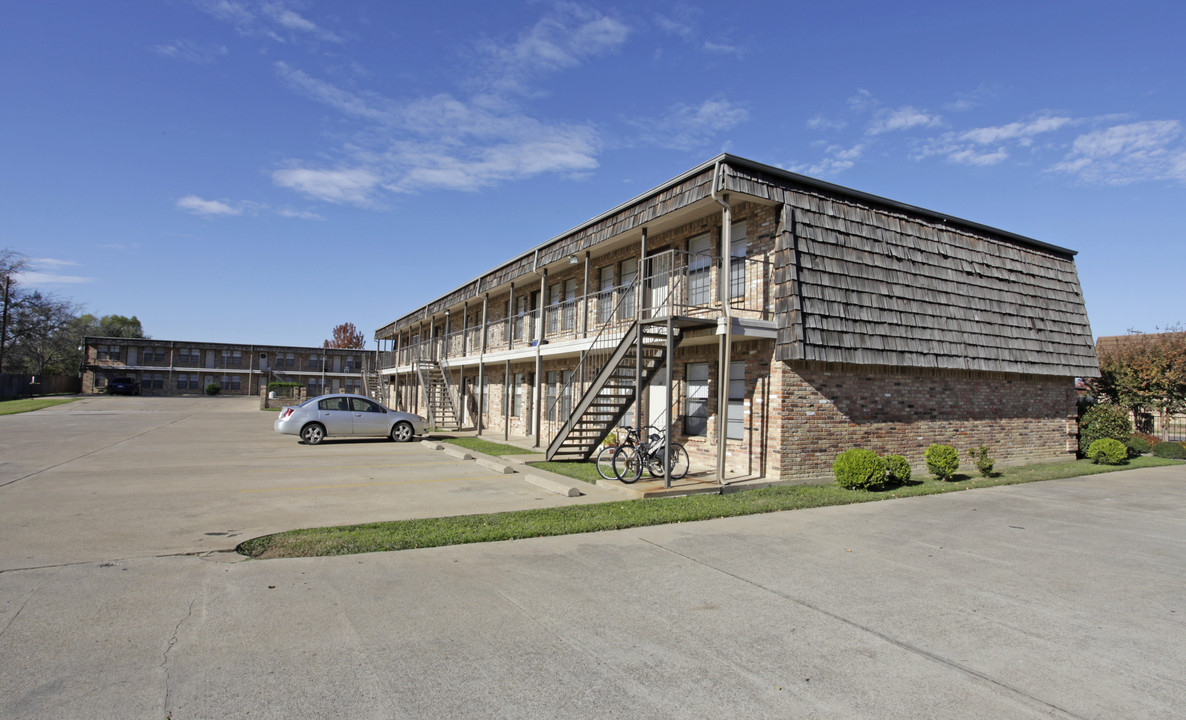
274 393 428 445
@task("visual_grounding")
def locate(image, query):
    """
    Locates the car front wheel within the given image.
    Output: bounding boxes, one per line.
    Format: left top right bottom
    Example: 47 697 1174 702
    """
301 423 325 445
391 421 414 443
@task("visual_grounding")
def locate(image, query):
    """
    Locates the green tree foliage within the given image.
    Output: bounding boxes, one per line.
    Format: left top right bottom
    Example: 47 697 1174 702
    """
1091 326 1186 435
324 322 366 349
1077 403 1133 455
883 454 912 484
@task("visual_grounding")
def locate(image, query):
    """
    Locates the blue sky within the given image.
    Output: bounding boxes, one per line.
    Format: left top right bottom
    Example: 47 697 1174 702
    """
3 0 1183 346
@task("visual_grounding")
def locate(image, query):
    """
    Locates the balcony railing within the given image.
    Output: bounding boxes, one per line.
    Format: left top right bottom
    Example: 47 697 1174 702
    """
384 249 773 369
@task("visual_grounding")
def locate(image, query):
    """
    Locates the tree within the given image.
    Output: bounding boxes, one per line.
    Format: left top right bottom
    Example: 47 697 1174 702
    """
5 290 82 375
1 248 29 374
96 314 145 338
324 322 366 349
1091 325 1186 434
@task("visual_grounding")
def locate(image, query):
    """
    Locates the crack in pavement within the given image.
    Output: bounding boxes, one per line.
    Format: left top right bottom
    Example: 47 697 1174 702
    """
637 535 1087 720
0 412 199 489
161 593 199 718
0 550 247 575
0 566 60 641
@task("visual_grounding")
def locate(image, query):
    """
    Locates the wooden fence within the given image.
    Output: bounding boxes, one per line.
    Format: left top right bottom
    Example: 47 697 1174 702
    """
0 374 81 398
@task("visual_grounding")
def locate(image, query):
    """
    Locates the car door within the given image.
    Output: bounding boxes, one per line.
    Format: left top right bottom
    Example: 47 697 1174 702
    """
349 397 390 437
317 397 354 436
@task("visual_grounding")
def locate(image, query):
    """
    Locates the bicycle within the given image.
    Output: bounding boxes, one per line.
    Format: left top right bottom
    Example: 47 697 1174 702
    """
611 426 690 483
595 425 641 481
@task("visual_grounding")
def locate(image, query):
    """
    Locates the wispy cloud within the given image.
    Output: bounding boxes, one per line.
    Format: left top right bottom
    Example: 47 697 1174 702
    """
653 9 742 57
868 106 943 135
918 114 1072 166
276 208 325 220
176 195 242 216
791 143 865 177
196 0 342 44
628 98 749 151
1051 120 1186 184
271 167 381 204
152 39 228 64
16 258 93 286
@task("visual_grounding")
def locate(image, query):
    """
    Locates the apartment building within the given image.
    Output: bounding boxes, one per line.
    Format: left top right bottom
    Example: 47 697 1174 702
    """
374 155 1099 483
83 337 374 398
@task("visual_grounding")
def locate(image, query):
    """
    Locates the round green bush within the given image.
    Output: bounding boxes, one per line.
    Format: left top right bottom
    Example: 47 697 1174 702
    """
205 383 221 396
1152 441 1186 459
1078 404 1132 455
884 454 911 484
925 444 960 480
1087 438 1129 465
833 449 887 490
1126 435 1152 454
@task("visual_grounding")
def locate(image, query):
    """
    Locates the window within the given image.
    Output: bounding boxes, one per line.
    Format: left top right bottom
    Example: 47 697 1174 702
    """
97 345 119 361
178 348 198 365
220 375 231 390
512 373 523 417
547 283 562 334
727 361 745 440
545 371 559 421
283 353 296 368
562 279 577 332
561 370 573 421
319 397 349 411
481 375 490 414
688 233 712 306
618 259 637 320
142 347 165 364
685 363 709 436
177 374 198 391
350 397 382 413
152 373 165 390
729 221 747 300
597 266 614 324
231 350 242 366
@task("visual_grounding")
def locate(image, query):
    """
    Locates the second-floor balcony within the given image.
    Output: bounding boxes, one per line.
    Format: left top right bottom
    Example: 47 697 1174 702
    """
383 248 773 370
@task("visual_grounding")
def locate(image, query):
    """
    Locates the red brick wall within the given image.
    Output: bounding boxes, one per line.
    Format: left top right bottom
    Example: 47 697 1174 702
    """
772 361 1079 481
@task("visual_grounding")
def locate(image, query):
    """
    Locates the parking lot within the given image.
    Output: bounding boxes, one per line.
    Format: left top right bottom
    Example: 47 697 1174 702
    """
2 395 1185 718
0 395 620 569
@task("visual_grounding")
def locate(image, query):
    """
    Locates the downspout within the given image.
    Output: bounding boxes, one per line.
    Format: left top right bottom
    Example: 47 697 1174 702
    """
711 160 732 488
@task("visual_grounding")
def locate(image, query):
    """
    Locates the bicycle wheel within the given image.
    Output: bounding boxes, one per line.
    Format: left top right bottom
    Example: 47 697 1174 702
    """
595 444 620 481
668 443 690 480
612 445 643 484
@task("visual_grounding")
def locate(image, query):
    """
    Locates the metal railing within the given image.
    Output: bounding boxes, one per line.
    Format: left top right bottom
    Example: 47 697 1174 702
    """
380 250 773 370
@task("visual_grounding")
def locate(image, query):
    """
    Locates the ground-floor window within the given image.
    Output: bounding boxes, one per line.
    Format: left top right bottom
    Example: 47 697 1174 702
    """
177 374 199 391
727 361 744 440
545 371 559 421
685 362 709 436
512 372 523 417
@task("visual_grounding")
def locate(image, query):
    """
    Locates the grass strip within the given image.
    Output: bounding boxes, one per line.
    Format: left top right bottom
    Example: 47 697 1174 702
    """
441 437 537 457
0 397 77 415
237 456 1180 560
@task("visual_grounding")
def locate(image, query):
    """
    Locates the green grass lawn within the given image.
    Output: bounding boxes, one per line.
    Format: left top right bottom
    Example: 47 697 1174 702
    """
441 437 538 457
0 397 78 415
237 455 1180 560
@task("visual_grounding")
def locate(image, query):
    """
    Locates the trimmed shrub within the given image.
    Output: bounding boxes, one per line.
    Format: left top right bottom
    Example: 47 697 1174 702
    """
833 449 887 490
1152 441 1186 459
967 445 994 477
1087 438 1129 465
205 383 221 396
1078 404 1132 455
884 454 912 484
1126 435 1152 455
925 444 960 480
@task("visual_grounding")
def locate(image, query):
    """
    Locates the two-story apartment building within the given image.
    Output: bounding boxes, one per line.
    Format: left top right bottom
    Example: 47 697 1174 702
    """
374 155 1099 483
83 337 374 398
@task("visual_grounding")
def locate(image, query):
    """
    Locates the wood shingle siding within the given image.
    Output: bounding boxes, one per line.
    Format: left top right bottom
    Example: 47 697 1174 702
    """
718 163 1096 377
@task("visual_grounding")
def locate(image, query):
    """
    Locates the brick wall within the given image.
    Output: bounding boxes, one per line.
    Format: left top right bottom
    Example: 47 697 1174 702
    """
772 361 1079 481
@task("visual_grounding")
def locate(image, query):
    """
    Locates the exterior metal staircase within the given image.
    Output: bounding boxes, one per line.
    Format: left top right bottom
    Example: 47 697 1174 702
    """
414 359 461 430
362 354 382 400
545 320 684 461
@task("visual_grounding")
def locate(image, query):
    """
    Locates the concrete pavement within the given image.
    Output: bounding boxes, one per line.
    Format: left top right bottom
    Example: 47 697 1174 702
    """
2 397 1185 718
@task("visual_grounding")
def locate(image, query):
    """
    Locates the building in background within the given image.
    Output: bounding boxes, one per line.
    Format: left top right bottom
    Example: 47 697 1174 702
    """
82 337 377 398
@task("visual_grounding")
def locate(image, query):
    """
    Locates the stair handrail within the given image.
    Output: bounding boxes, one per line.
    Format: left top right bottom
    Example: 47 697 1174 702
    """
542 275 640 427
435 357 463 426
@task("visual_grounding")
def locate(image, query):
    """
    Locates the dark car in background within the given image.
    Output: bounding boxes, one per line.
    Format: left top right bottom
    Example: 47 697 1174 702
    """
107 377 139 395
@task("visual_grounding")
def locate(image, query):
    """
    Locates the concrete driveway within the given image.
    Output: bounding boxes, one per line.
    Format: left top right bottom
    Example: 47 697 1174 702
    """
0 395 621 568
2 396 1185 718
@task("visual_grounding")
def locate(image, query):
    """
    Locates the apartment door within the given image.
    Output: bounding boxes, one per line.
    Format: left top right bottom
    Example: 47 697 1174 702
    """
647 251 672 318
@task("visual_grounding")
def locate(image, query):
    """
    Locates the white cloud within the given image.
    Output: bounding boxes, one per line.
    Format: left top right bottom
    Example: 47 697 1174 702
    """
272 167 380 204
276 208 325 220
275 62 391 121
15 258 93 286
807 114 847 132
197 0 341 43
1051 120 1186 184
152 40 228 64
868 106 943 135
945 147 1010 166
629 98 749 151
176 195 242 216
479 5 629 92
791 143 865 177
959 115 1072 145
